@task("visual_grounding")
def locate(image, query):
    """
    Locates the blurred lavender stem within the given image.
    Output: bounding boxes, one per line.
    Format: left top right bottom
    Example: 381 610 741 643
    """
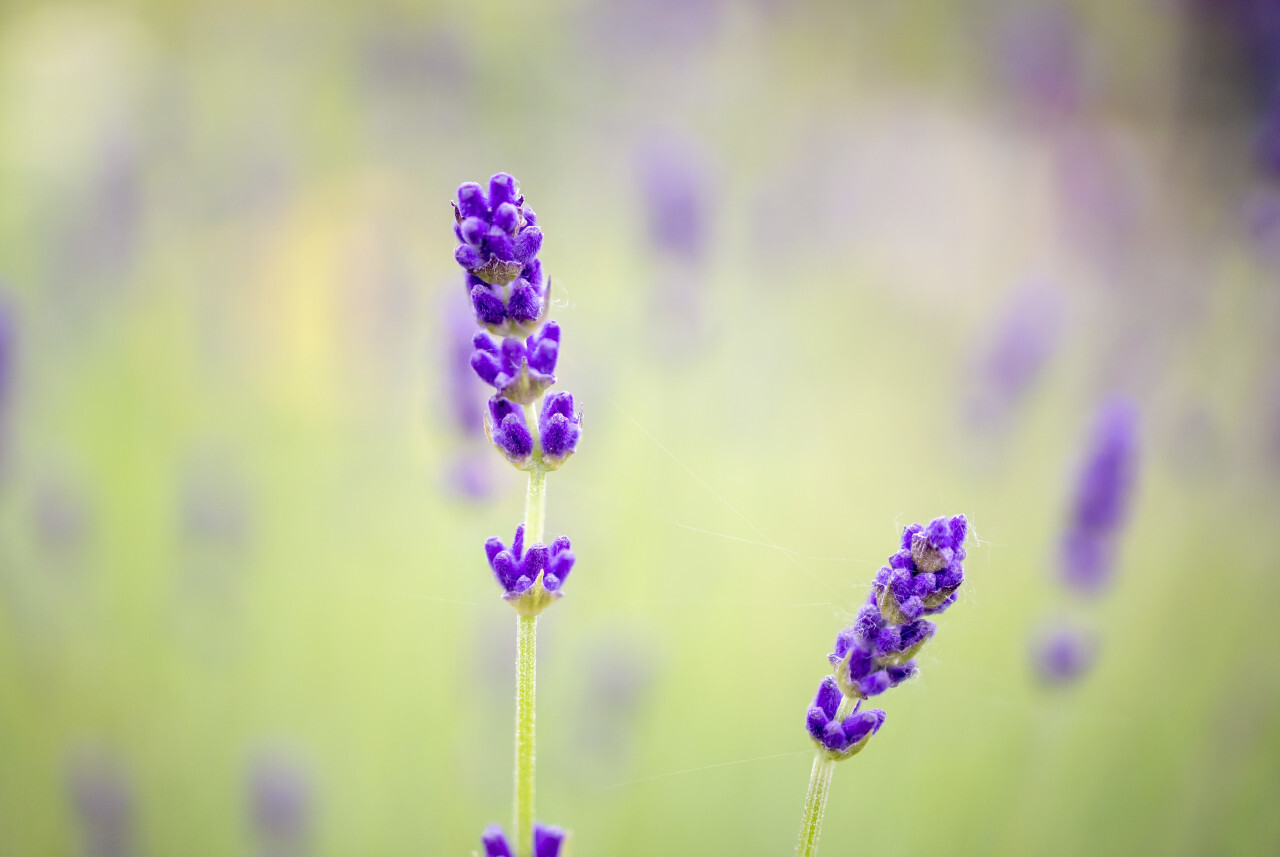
515 459 546 856
795 696 857 857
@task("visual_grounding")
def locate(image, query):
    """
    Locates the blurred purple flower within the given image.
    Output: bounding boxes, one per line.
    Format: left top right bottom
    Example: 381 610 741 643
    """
1031 623 1097 685
33 477 91 552
635 132 712 264
67 754 134 857
1053 129 1143 274
966 282 1065 429
445 296 484 436
995 4 1086 121
1060 398 1140 596
249 752 312 855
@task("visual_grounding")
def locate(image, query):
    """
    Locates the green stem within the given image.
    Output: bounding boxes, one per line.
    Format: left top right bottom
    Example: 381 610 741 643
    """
795 696 857 857
514 423 548 857
515 612 537 857
524 466 547 544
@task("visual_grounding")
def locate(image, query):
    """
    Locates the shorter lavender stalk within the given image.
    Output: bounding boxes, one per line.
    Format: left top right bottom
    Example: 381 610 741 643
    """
796 515 971 857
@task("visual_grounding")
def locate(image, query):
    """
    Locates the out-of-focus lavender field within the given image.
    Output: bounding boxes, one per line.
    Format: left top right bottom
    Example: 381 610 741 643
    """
1 1 1279 855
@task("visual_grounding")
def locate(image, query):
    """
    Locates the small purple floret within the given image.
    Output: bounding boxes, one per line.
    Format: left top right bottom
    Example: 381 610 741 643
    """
804 677 886 754
486 397 534 465
485 524 576 596
539 391 582 463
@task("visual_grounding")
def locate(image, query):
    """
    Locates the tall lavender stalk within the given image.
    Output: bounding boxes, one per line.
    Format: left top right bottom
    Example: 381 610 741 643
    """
451 173 578 857
796 515 971 857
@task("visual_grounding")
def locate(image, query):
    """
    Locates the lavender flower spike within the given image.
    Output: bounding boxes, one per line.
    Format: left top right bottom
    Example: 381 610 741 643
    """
480 822 567 857
805 676 886 759
828 515 968 699
485 523 576 616
454 173 549 337
1060 398 1139 596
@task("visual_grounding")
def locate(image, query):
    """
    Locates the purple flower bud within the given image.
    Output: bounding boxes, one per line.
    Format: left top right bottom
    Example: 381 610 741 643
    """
482 825 514 857
533 822 567 857
1060 398 1139 596
539 391 582 466
453 174 549 335
486 397 534 466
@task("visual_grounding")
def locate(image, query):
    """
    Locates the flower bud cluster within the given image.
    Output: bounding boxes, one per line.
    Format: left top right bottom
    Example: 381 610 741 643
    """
453 174 547 336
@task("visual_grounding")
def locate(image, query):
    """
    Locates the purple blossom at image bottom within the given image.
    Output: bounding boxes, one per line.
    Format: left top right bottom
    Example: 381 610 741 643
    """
482 822 566 857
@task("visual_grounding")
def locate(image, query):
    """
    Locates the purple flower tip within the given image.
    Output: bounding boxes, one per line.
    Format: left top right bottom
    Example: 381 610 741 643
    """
828 515 970 701
481 825 514 857
534 822 567 857
454 174 549 335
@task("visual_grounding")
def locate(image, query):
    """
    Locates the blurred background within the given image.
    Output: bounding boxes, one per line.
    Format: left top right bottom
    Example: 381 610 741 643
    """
1 0 1279 855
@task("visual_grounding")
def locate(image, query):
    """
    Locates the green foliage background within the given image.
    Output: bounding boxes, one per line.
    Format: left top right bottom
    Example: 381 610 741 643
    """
1 1 1278 855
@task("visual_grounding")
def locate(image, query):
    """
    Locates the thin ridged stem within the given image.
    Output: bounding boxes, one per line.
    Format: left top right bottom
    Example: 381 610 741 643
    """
514 613 537 857
514 427 548 857
795 696 857 857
